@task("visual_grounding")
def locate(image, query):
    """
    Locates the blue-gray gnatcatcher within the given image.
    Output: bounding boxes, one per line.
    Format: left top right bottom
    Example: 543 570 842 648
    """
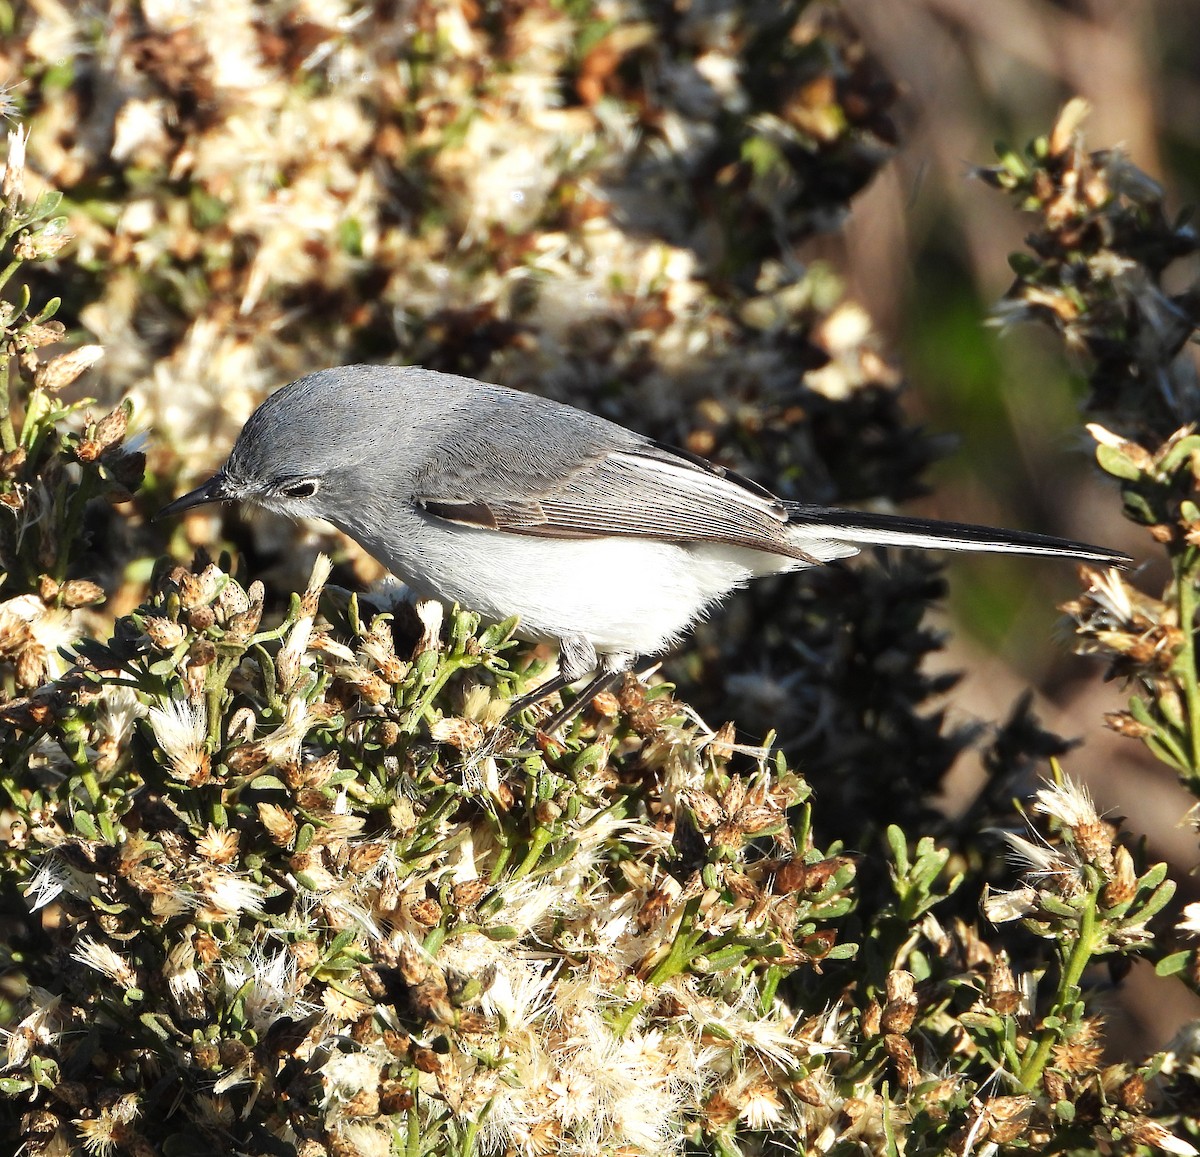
160 365 1131 728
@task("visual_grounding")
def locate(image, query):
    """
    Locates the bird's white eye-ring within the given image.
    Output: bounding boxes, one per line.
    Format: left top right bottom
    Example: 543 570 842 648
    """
279 478 320 499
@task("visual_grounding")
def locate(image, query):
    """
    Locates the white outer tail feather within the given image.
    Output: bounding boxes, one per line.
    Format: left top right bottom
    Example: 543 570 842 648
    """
783 504 1131 568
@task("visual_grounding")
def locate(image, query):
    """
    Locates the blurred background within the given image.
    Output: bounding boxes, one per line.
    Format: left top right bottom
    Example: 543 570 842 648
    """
839 0 1196 663
825 0 1200 1057
3 0 1200 1056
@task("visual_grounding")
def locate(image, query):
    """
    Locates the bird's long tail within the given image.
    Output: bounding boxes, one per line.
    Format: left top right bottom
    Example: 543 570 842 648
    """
784 503 1131 568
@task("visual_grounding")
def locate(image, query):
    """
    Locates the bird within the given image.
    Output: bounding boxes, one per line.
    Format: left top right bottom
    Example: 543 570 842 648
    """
159 365 1131 732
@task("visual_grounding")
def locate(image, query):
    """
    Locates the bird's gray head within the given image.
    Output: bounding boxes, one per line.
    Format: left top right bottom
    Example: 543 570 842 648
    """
158 367 417 524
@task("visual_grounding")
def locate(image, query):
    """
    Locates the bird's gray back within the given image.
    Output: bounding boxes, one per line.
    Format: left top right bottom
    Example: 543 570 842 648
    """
226 364 648 497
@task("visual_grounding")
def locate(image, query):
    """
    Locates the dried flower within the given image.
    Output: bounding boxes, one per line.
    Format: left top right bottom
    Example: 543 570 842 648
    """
146 696 210 785
257 802 298 847
34 344 104 394
1125 1119 1199 1156
70 936 138 990
143 616 187 650
0 592 81 686
74 1093 140 1156
413 598 443 656
2 124 27 201
196 825 239 865
165 938 206 1021
195 868 266 920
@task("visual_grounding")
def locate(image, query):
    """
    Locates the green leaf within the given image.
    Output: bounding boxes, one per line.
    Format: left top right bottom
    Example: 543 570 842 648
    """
1135 861 1169 894
823 942 859 961
450 608 480 651
338 216 364 256
742 135 786 179
90 896 129 916
1134 878 1176 923
139 1012 172 1040
27 189 63 222
247 775 288 792
886 825 909 874
31 296 60 323
479 615 519 650
809 894 855 920
696 944 750 972
1037 892 1083 919
881 1081 901 1157
1155 950 1192 977
1144 733 1190 773
1158 434 1200 476
995 143 1030 178
320 929 358 965
483 925 519 940
1095 442 1146 481
1121 490 1159 526
1128 696 1158 726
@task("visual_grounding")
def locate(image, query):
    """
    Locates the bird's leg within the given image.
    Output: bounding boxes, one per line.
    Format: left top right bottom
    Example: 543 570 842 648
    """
502 633 596 723
503 638 634 737
532 669 621 738
502 671 576 724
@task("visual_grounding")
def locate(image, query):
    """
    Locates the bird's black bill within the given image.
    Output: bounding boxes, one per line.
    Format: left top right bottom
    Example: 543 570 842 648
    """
156 474 230 520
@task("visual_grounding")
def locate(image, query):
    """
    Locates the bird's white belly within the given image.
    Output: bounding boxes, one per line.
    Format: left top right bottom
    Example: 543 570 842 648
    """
362 518 802 657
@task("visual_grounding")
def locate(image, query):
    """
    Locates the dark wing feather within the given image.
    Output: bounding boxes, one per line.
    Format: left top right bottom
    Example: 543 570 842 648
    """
416 440 813 559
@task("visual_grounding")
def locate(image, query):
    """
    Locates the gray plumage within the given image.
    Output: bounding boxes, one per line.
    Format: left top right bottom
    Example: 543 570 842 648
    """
160 364 1131 707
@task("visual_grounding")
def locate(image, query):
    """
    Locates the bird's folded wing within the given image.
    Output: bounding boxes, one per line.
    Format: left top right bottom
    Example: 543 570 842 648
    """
416 443 813 558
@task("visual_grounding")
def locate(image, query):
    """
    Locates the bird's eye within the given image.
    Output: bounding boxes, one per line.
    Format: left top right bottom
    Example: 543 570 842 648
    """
279 478 320 499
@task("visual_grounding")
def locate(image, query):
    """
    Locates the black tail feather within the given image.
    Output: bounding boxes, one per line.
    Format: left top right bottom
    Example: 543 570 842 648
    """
784 503 1131 568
